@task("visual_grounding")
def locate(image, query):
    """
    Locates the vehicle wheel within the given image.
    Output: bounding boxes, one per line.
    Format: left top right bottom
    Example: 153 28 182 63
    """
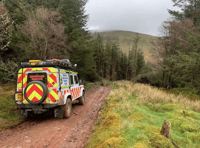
79 92 85 105
63 98 72 118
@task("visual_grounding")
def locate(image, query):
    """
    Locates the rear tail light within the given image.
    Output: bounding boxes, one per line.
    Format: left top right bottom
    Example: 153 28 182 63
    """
15 93 23 102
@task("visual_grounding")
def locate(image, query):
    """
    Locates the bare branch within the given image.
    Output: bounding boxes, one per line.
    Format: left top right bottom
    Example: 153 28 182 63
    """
0 3 13 53
19 7 70 60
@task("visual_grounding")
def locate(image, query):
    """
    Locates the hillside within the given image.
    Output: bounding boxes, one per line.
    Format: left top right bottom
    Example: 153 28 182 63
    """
86 81 200 148
91 30 158 63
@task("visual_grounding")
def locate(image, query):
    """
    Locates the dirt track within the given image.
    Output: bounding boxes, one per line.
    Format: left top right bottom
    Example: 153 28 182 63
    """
0 86 112 148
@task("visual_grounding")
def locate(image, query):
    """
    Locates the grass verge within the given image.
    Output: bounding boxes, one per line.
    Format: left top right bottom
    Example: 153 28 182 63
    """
0 83 20 132
86 81 200 148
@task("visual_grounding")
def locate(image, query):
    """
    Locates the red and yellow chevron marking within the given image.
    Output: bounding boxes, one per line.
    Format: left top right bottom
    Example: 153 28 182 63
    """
17 69 27 90
23 88 59 104
17 67 58 104
25 83 44 102
17 68 58 90
44 89 58 103
48 73 57 87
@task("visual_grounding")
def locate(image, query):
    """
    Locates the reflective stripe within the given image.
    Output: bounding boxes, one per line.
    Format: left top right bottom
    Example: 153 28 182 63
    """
16 67 59 104
48 73 58 87
70 86 82 100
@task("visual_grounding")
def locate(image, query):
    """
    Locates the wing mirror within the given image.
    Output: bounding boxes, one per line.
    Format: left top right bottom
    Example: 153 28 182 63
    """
74 64 77 69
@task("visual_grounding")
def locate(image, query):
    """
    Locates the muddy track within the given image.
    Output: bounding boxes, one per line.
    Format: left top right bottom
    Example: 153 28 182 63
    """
0 86 112 148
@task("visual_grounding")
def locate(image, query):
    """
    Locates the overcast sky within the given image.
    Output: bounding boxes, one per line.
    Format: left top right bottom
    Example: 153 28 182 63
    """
85 0 181 36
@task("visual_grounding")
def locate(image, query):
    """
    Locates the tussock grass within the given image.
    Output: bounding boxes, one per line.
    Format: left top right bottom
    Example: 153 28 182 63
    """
86 82 200 148
132 83 200 112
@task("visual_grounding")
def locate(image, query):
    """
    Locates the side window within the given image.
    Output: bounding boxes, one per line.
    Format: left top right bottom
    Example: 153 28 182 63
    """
74 75 79 84
70 75 74 85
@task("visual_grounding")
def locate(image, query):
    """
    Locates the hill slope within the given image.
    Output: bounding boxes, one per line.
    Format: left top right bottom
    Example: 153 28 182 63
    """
86 81 200 148
92 30 158 63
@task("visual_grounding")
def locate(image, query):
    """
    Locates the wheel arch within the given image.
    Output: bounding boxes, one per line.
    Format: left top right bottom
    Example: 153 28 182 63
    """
81 88 85 96
65 95 72 104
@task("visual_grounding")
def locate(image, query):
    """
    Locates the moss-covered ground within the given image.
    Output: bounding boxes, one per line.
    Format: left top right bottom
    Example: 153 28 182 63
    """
0 83 20 131
86 81 200 148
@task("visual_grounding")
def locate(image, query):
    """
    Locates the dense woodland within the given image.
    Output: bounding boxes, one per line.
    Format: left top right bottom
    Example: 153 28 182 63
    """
0 0 148 83
1 0 200 97
146 0 200 96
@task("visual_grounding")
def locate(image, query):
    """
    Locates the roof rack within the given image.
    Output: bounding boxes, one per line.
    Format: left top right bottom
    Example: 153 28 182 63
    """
18 59 77 71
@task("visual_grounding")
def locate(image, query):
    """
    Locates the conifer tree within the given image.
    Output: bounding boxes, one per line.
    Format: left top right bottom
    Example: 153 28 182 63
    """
70 37 96 81
120 52 129 80
168 0 200 25
128 33 141 79
93 34 104 78
110 42 119 80
136 49 145 75
59 0 89 42
104 39 112 80
4 0 36 25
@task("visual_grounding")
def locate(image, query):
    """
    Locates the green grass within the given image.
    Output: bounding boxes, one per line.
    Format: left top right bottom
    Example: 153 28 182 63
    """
0 83 21 132
86 82 200 148
92 30 158 64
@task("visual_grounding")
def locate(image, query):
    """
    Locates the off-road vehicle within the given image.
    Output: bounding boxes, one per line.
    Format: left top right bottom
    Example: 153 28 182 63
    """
14 59 85 119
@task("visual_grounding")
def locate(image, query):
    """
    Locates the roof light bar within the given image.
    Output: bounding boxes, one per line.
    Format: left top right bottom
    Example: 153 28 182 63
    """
18 59 75 70
29 60 41 65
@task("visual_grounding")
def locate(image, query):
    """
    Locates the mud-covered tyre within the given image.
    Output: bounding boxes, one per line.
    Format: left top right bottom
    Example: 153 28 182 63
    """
79 92 85 105
63 98 72 118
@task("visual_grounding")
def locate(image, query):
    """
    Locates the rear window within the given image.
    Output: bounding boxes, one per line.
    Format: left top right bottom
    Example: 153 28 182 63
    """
27 73 47 84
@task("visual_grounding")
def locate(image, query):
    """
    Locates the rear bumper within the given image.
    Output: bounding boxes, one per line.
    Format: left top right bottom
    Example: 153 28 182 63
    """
16 103 59 114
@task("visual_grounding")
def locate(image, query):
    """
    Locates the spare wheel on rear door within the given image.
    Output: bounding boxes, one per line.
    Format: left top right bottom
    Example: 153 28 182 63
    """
24 81 48 105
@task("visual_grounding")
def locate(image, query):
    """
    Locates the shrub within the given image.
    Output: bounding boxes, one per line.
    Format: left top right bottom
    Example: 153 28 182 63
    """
169 87 200 101
0 59 18 83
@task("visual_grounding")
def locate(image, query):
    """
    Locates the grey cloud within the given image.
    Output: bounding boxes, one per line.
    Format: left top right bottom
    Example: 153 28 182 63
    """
85 0 181 36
